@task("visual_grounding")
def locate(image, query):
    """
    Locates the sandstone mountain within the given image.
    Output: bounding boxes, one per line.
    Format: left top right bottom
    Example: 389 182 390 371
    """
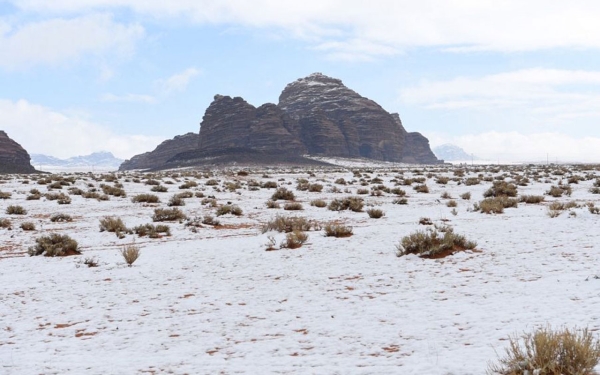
119 133 200 171
120 73 440 170
0 131 37 174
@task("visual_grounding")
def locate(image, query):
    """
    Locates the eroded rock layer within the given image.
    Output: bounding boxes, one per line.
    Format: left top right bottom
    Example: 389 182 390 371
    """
0 131 37 174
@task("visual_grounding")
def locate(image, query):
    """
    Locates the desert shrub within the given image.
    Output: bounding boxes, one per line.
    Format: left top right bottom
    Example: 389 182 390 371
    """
465 177 480 186
82 191 108 201
328 196 364 212
28 234 80 257
440 191 453 199
68 187 84 195
0 218 11 229
310 199 327 208
323 223 353 237
0 191 11 199
392 198 408 205
391 188 406 196
396 227 476 258
101 184 126 198
446 200 457 208
460 192 471 200
261 215 318 233
57 194 71 205
205 179 219 186
179 181 198 189
121 245 141 266
519 195 545 204
266 200 280 209
589 187 600 194
419 217 433 225
201 215 221 227
587 203 600 215
367 208 385 219
27 193 41 200
150 185 168 193
50 213 73 222
488 325 600 375
547 185 572 197
357 188 369 195
478 197 518 214
280 230 309 249
20 221 35 231
335 178 347 185
168 195 185 207
413 184 429 193
436 176 449 184
152 208 187 222
308 183 323 192
271 187 295 201
132 194 160 203
201 198 218 207
48 181 64 189
29 188 41 195
261 181 278 189
284 202 304 211
484 181 518 198
45 192 62 201
133 223 171 238
176 191 194 199
99 216 130 238
195 191 205 198
215 204 243 216
6 205 27 215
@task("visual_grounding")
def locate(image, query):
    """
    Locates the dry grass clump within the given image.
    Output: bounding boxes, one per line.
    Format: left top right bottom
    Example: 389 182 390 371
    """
547 185 572 197
324 223 353 237
280 230 309 249
20 222 36 231
152 208 187 222
436 176 449 184
310 199 327 208
484 181 518 198
587 202 600 215
99 216 130 238
440 191 453 199
6 205 27 215
366 208 385 218
446 200 457 208
101 184 126 198
28 234 80 257
476 196 518 214
396 227 476 258
82 191 109 201
132 194 160 203
328 196 364 212
261 215 318 233
151 184 168 193
284 202 304 211
392 198 408 205
121 245 140 267
201 215 221 227
465 177 480 186
167 195 185 207
488 325 600 375
308 183 323 192
419 217 433 225
50 213 73 222
589 187 600 194
519 195 545 204
179 181 198 189
266 200 280 209
0 218 12 229
215 204 243 216
413 184 429 193
261 181 278 189
271 187 296 201
133 224 171 238
0 191 11 199
391 188 406 196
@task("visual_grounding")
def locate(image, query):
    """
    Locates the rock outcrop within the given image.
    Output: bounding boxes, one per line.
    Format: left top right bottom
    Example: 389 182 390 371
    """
119 132 199 171
119 73 441 170
0 131 37 173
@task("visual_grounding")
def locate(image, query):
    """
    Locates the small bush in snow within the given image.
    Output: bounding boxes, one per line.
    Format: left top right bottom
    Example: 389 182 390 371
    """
28 234 80 257
366 208 385 219
396 227 476 258
121 245 140 267
6 205 26 215
323 223 353 238
153 208 187 222
132 194 160 203
271 187 295 201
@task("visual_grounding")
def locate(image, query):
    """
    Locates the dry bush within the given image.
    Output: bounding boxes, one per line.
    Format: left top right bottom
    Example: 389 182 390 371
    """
57 194 72 205
484 181 518 198
393 198 408 205
396 227 476 258
168 195 185 207
261 181 278 189
520 195 545 204
68 187 84 195
478 197 518 214
391 188 406 196
152 208 187 222
323 223 353 237
436 176 449 184
133 224 171 238
27 193 41 200
150 185 168 192
132 194 160 203
201 198 218 207
179 181 198 189
488 325 600 375
215 204 243 216
284 202 304 211
261 215 318 233
121 245 140 267
271 187 295 201
20 222 36 231
205 179 219 186
50 213 73 222
6 205 26 215
0 218 12 229
201 215 221 227
28 234 80 257
101 184 126 198
587 202 600 215
310 199 327 208
413 184 429 193
367 208 385 219
308 183 323 192
280 230 309 249
0 191 11 199
99 216 130 238
328 196 364 212
446 200 458 208
465 177 480 186
419 217 433 225
460 192 471 200
589 187 600 194
357 188 369 195
266 200 280 209
547 185 572 197
548 201 578 211
440 191 453 199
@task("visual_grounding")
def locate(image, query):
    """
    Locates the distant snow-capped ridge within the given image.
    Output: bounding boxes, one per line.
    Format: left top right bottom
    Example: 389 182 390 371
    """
433 144 478 161
31 152 124 168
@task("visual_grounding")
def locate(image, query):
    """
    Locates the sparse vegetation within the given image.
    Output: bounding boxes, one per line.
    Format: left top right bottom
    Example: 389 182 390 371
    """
28 234 80 257
310 199 327 208
396 227 476 258
328 196 364 212
132 194 160 203
0 218 12 229
519 195 545 204
215 204 243 216
366 208 385 218
121 245 141 266
133 223 171 238
99 216 130 238
261 215 318 233
284 202 304 211
271 187 295 201
20 222 35 231
6 205 27 215
484 181 518 198
280 230 309 249
152 208 187 222
323 223 353 238
50 213 73 222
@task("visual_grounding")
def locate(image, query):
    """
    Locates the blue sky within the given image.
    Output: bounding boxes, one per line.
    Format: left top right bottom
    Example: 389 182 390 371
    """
2 1 600 162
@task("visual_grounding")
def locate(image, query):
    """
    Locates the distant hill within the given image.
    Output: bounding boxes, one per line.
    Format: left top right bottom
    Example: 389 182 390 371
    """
433 144 477 161
31 152 123 168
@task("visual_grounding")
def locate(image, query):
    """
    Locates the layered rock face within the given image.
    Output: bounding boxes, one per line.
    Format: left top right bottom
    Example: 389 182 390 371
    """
119 73 441 170
119 132 199 171
0 131 37 173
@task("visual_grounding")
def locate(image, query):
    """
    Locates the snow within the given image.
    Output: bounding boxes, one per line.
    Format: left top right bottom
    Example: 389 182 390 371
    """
1 164 600 374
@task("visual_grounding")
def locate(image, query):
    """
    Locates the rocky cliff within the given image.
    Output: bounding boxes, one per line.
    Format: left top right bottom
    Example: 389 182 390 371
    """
0 131 37 174
119 132 199 171
119 73 441 170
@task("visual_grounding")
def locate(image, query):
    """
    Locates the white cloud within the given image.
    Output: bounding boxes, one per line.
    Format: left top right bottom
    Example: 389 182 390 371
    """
100 93 157 104
0 99 164 159
156 68 200 95
427 131 600 163
11 0 600 60
0 13 144 69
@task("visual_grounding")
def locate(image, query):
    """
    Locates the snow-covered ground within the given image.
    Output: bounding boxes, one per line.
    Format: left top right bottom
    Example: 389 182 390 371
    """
1 164 599 374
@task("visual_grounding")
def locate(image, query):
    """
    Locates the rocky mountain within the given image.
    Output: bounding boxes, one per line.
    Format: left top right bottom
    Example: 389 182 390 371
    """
0 131 37 173
433 144 476 161
31 152 123 168
120 73 441 170
119 133 200 170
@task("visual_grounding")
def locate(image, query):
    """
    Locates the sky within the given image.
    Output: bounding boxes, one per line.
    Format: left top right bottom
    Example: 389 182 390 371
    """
1 1 600 162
